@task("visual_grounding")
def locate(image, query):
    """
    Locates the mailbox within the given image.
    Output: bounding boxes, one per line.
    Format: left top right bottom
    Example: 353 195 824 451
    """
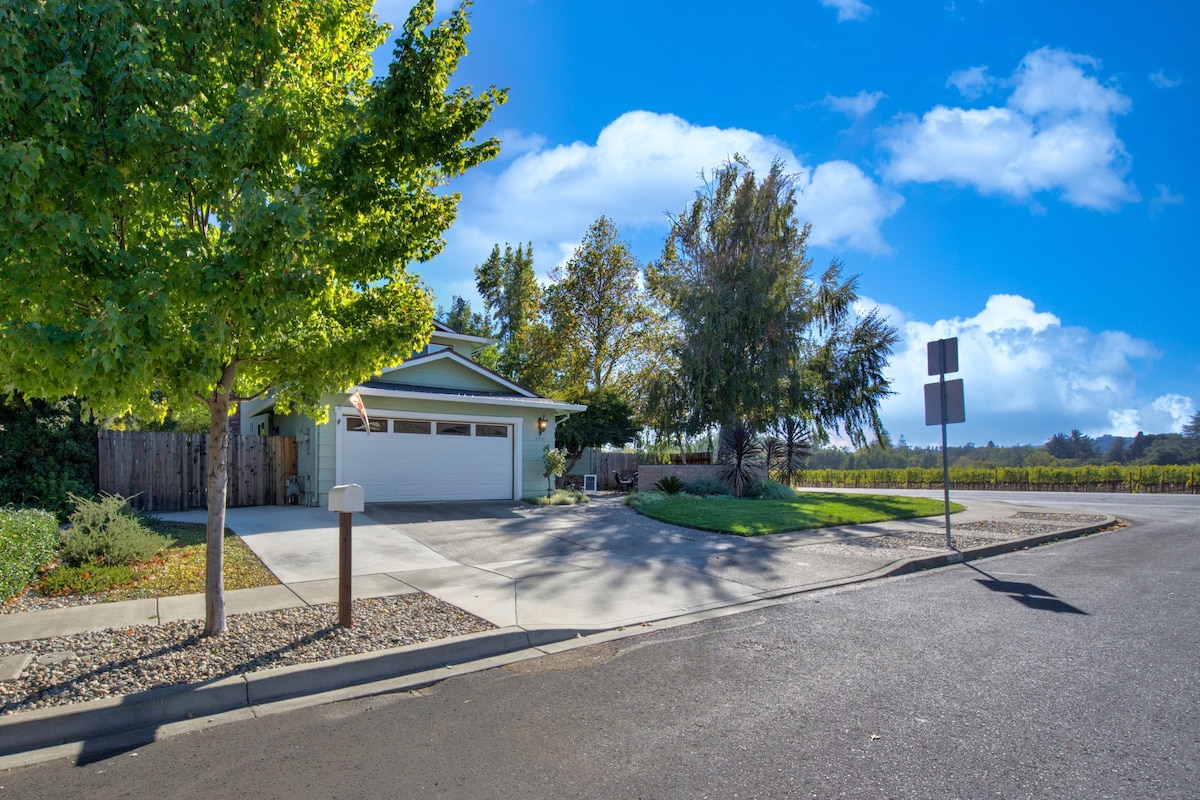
328 484 365 513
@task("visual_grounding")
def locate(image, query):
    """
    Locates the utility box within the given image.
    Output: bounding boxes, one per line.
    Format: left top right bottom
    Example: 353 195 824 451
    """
328 484 365 513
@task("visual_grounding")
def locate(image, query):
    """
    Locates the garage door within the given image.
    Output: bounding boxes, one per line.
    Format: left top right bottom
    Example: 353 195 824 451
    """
339 417 514 502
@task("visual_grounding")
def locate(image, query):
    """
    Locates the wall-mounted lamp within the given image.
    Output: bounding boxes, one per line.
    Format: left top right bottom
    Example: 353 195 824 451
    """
536 415 548 436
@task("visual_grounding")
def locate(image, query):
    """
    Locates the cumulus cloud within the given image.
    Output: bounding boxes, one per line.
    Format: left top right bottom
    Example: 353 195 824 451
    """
823 90 886 118
882 47 1139 211
871 294 1169 445
434 110 902 292
819 0 873 22
1109 395 1196 436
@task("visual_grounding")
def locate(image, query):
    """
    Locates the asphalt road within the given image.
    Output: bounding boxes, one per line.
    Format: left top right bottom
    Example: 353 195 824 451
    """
3 492 1197 799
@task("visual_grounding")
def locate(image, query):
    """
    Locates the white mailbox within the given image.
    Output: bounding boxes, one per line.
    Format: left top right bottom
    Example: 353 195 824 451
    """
328 484 365 513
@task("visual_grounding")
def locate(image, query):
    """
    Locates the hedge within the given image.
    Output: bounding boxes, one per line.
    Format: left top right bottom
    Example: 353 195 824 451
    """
800 465 1197 493
0 507 59 602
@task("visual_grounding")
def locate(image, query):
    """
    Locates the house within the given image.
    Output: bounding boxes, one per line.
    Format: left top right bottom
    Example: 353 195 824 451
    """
241 321 586 506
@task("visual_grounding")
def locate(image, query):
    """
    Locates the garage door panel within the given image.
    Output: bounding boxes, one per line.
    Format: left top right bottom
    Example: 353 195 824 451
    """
341 419 514 502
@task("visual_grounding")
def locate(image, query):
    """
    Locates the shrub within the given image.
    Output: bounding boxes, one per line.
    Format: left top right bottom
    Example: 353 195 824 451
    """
745 479 799 500
61 493 169 567
527 489 589 506
0 507 60 602
718 422 764 497
38 562 135 596
0 395 98 520
684 478 730 497
654 475 686 494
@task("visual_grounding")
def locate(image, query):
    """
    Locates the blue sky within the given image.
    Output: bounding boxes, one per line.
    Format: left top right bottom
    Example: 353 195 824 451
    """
372 1 1197 447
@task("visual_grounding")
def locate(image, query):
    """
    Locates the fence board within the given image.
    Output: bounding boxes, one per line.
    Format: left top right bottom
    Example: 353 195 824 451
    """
97 430 298 511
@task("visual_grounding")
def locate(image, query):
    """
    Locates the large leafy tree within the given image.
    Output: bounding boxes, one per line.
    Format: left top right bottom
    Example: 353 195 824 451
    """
0 0 505 635
545 216 654 397
646 158 897 445
554 387 639 474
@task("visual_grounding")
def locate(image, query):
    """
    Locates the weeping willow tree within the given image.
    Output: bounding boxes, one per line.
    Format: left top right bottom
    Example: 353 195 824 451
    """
645 157 897 447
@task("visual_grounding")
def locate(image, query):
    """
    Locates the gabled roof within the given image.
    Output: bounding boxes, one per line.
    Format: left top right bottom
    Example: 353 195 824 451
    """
347 348 587 414
374 348 537 397
431 319 495 352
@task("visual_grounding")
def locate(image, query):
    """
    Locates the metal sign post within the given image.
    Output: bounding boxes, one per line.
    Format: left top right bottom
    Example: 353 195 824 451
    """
924 338 965 550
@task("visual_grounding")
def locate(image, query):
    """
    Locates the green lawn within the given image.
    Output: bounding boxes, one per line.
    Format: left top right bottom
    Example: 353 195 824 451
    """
629 492 963 536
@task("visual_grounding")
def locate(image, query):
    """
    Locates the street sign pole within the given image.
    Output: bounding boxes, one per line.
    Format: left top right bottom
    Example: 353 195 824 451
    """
925 337 964 552
939 362 952 549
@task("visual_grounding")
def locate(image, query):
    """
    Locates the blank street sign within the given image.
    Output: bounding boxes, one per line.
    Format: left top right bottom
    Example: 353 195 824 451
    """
925 379 966 425
927 337 959 376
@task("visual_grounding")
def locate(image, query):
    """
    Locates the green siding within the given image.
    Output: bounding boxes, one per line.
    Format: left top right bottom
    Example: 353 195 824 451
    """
374 358 515 394
304 393 556 506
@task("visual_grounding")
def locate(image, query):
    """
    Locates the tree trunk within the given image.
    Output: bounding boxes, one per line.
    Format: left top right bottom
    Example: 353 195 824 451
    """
203 363 237 637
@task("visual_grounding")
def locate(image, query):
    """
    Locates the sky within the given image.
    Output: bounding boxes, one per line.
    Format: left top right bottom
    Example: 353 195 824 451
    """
370 0 1198 448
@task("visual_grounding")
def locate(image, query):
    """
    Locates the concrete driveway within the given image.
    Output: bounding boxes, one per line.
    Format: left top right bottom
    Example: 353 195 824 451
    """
200 494 988 634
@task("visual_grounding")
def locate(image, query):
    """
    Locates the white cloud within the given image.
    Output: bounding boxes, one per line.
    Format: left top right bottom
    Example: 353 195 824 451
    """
1149 70 1183 89
794 161 903 253
1108 395 1196 436
882 47 1139 211
946 66 994 100
819 0 873 22
823 90 886 118
1152 394 1196 430
1150 183 1184 214
871 294 1171 446
432 110 901 295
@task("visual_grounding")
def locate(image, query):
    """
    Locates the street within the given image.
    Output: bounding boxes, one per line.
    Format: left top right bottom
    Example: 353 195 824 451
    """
3 492 1197 799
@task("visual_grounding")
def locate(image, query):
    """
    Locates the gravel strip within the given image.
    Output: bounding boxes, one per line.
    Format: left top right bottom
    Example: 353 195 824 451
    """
801 513 1109 559
1 594 494 716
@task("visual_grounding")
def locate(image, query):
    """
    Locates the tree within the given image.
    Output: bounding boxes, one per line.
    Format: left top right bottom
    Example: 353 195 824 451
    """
1183 412 1200 463
546 216 654 396
1105 437 1128 465
0 0 504 635
440 295 493 339
474 242 553 390
765 417 812 487
1046 429 1099 462
646 158 897 444
554 387 639 474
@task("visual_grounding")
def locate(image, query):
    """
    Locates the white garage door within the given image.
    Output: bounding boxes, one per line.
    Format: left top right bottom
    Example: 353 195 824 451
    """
339 417 515 502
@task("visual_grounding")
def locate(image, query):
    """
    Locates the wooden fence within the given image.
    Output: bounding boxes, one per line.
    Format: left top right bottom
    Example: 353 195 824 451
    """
98 430 298 512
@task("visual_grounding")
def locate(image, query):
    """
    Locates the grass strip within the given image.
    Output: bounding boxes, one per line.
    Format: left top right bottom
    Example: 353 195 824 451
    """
631 492 964 536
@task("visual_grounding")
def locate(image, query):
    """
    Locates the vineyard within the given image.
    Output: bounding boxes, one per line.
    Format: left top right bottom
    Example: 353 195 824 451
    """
800 464 1198 493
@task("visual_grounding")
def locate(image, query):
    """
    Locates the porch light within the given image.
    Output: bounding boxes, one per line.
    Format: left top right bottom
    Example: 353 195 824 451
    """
536 415 548 436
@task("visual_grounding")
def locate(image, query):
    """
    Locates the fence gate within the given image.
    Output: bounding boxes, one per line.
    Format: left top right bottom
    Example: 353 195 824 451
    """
97 430 298 512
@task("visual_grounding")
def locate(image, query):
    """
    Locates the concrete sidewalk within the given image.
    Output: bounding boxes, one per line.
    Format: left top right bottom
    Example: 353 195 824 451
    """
0 493 1116 765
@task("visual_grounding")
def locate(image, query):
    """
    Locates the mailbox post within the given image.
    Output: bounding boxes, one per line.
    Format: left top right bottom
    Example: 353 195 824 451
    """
328 484 364 628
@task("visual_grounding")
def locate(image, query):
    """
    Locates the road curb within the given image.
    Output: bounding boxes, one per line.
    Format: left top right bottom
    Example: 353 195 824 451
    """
0 514 1120 765
878 514 1119 579
0 626 574 761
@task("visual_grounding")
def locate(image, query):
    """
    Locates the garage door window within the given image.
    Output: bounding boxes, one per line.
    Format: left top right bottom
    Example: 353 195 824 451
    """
347 418 388 433
437 422 471 436
476 424 508 438
393 420 431 434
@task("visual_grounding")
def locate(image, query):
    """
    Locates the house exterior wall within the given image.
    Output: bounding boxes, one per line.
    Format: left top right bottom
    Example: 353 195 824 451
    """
299 393 556 507
372 359 509 393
